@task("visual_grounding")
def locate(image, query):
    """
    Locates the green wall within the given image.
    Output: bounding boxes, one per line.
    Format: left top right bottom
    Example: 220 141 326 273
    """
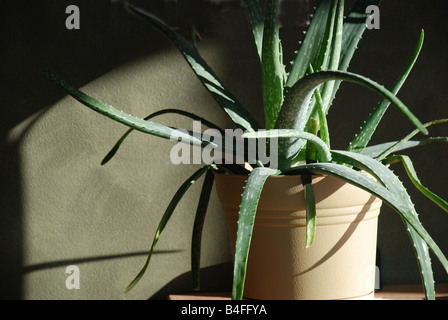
1 0 447 299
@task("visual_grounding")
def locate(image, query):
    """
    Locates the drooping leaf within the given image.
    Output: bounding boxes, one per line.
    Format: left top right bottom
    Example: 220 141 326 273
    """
232 167 280 300
101 108 224 165
361 137 448 159
124 165 210 293
302 175 317 248
192 169 215 291
43 72 213 148
405 225 435 300
383 154 448 214
374 119 448 161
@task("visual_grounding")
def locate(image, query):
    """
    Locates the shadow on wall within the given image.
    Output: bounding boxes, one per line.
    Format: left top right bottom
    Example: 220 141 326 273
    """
0 0 240 299
0 0 161 299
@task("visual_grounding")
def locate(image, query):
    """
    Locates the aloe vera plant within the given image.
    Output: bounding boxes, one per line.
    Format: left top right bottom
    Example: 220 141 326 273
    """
45 0 448 300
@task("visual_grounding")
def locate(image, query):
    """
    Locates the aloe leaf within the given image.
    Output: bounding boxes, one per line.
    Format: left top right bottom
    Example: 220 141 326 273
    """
262 0 286 130
125 3 261 132
101 108 224 165
287 0 379 89
319 0 344 112
306 118 319 163
302 175 317 248
299 0 342 130
312 0 338 73
383 154 448 214
349 30 424 153
242 129 332 163
275 70 428 169
405 225 435 300
313 83 330 147
192 169 215 291
375 119 448 160
308 65 330 147
124 166 210 293
286 0 333 88
232 167 280 300
327 0 381 109
361 137 448 159
242 0 264 61
43 72 213 148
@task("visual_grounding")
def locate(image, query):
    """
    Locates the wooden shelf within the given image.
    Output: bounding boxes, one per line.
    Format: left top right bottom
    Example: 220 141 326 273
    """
375 283 448 300
167 283 448 300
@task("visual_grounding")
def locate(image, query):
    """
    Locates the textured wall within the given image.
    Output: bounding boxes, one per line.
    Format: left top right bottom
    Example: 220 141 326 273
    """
1 0 447 299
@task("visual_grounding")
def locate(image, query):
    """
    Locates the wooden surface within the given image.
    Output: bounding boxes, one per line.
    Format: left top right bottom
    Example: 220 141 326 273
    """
167 283 448 300
375 283 448 300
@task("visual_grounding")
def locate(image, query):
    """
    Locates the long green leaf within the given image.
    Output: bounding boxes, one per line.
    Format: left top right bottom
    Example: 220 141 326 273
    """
124 165 210 293
362 137 448 159
312 0 338 73
43 72 213 148
313 82 330 147
405 225 435 300
302 175 317 248
191 169 215 291
319 0 344 112
306 118 319 163
242 0 264 61
125 2 261 132
262 0 286 130
101 108 224 165
375 119 448 160
308 65 331 148
286 0 333 88
232 167 280 300
383 155 448 214
297 0 343 132
349 30 424 153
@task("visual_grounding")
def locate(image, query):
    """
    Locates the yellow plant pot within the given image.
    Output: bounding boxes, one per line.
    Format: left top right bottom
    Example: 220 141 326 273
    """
214 173 382 300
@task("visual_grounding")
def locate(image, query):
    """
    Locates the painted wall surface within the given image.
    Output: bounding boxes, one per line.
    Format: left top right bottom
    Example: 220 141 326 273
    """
1 0 447 299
